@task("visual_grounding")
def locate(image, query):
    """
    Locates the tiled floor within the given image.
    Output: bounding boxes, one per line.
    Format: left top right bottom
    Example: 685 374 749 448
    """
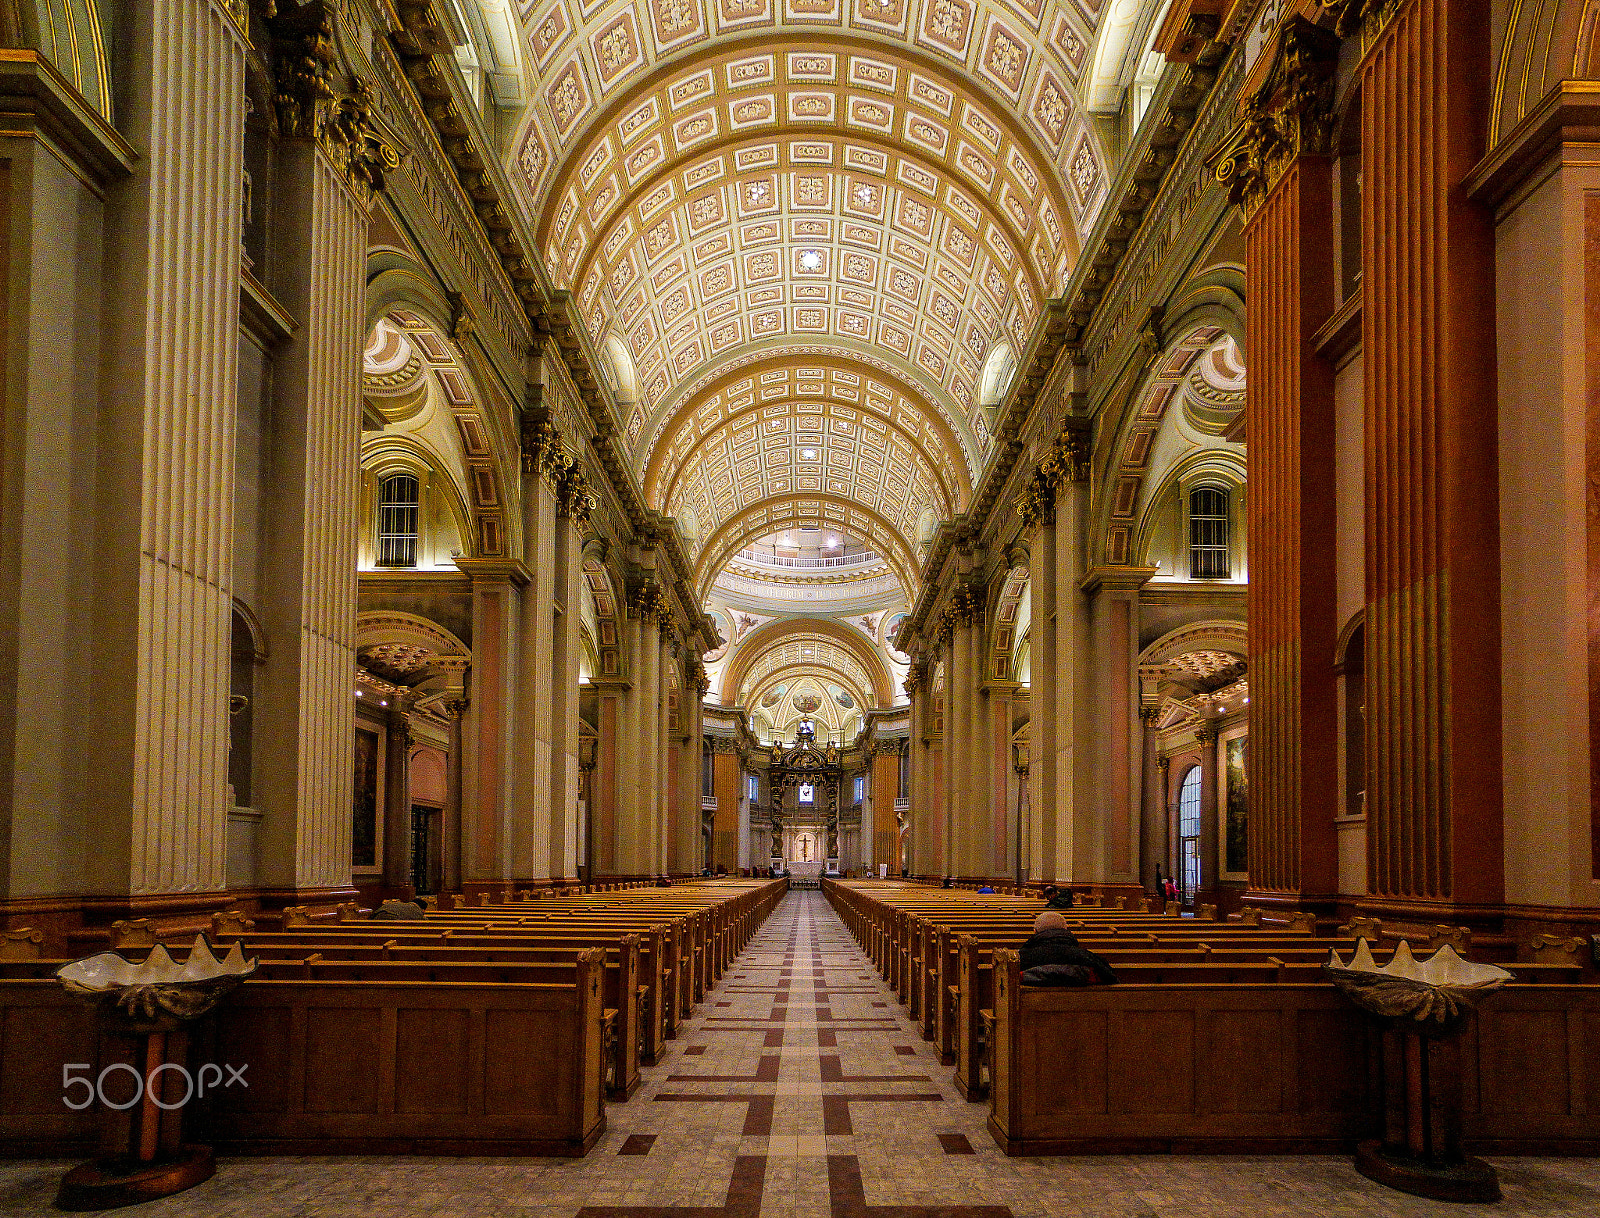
3 891 1597 1216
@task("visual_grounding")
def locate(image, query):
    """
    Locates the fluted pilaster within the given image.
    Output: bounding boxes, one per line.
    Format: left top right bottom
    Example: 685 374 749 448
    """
1359 0 1502 915
86 0 248 897
1218 15 1342 911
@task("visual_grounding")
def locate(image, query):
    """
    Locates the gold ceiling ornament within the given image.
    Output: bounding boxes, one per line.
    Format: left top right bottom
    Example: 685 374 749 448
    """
1209 16 1342 221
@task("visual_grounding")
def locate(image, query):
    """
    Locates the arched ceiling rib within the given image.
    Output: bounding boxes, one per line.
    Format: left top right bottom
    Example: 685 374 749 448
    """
639 340 982 482
694 494 921 598
725 618 894 706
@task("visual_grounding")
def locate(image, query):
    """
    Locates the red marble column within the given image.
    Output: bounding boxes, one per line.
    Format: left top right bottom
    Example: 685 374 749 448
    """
1358 0 1503 920
1243 156 1340 911
1214 18 1343 915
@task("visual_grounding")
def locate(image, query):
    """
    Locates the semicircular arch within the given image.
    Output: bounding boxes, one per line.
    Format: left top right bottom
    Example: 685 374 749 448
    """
694 494 920 599
722 616 894 708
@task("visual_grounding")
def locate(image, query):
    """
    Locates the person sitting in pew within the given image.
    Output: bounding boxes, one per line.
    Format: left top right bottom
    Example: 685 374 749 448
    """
977 885 995 894
370 899 426 920
1039 884 1076 910
1018 911 1118 986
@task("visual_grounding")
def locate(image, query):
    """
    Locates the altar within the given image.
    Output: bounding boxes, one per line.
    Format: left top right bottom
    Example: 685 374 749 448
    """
786 860 824 889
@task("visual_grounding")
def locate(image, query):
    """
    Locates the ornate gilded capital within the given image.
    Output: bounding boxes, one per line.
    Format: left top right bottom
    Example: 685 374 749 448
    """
631 581 666 624
1017 465 1057 532
1320 0 1403 40
953 583 985 627
272 7 399 196
439 696 470 722
901 666 923 697
521 416 571 483
1210 17 1342 219
556 463 597 523
691 657 711 698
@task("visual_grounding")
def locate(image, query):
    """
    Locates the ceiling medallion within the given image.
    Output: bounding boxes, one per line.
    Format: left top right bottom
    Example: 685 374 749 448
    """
798 249 823 271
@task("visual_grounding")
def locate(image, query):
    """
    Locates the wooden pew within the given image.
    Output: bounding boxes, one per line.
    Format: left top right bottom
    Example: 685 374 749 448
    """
0 957 608 1157
987 947 1600 1155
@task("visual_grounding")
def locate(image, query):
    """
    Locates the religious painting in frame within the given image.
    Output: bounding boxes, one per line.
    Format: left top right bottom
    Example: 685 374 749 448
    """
1222 730 1248 879
352 726 381 870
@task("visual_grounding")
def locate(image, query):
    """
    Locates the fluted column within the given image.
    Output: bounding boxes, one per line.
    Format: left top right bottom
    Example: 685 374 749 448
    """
593 678 626 877
1080 567 1154 893
382 711 413 890
1022 467 1058 884
442 698 467 892
549 467 592 881
79 0 247 901
254 38 392 902
983 681 1019 879
945 607 969 878
1214 15 1342 914
457 562 524 896
903 664 928 875
1197 721 1221 910
512 417 567 886
1139 708 1165 895
614 594 649 877
1049 436 1092 885
658 627 674 872
1355 0 1502 918
959 587 993 880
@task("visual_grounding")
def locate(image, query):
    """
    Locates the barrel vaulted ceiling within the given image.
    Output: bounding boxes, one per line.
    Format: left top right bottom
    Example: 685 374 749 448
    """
493 0 1133 616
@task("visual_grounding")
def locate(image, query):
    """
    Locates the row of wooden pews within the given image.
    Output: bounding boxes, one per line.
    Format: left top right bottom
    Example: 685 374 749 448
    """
0 878 785 1158
824 880 1600 1156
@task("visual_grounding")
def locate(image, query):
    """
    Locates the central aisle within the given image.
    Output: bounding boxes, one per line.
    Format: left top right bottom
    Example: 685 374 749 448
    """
571 887 1015 1218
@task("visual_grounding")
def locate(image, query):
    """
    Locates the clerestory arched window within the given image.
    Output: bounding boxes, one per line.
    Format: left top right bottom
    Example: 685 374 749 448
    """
1189 485 1230 579
376 473 420 568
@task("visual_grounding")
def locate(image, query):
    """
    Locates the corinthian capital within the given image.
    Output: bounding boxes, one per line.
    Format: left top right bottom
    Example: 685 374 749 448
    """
631 581 666 624
1210 16 1342 220
271 6 399 195
556 463 597 523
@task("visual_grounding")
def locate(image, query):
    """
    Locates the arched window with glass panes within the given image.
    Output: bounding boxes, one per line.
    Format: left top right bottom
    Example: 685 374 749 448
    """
1177 764 1203 902
1188 484 1230 579
376 473 420 567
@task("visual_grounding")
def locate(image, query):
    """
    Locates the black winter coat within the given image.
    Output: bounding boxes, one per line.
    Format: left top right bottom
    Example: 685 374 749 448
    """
1017 929 1118 984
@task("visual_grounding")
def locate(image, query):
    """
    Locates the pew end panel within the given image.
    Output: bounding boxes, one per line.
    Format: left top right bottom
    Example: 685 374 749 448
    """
192 962 607 1156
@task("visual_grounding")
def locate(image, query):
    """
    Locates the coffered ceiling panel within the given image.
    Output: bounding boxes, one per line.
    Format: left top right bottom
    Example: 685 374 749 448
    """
514 4 1107 227
495 0 1121 617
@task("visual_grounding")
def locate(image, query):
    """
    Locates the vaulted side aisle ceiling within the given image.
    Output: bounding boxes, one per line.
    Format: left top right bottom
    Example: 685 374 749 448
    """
495 0 1123 604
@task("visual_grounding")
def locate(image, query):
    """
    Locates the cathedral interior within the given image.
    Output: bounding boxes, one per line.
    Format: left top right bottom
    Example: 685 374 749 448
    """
2 0 1599 1211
